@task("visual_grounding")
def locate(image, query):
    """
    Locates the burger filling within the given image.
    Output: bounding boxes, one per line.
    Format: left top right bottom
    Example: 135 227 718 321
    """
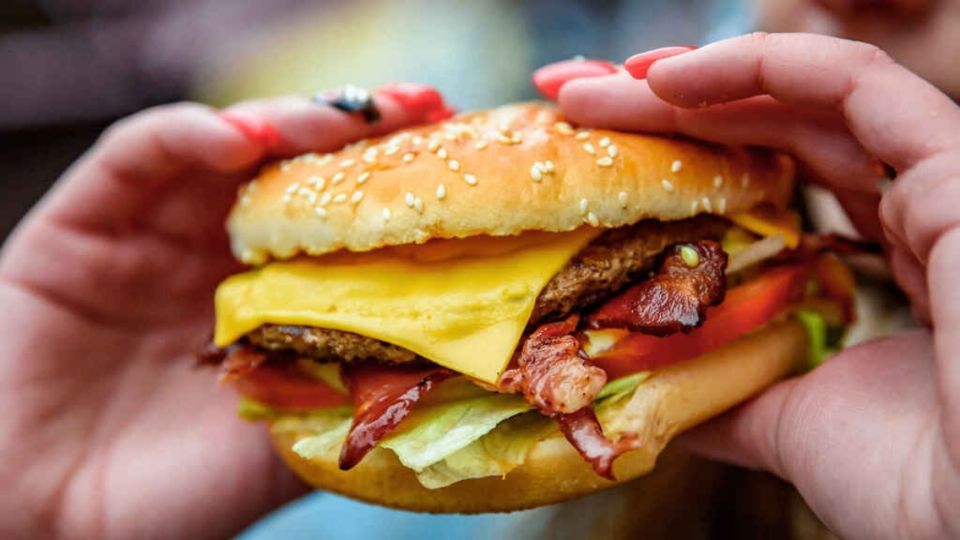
204 208 858 487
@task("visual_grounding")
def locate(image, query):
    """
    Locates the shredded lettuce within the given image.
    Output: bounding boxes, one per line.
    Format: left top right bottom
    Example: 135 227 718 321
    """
277 371 654 489
596 372 651 402
415 411 555 488
379 394 532 471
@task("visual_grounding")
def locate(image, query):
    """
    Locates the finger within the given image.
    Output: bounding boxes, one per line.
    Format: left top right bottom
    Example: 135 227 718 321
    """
643 33 960 170
558 72 886 237
678 331 939 538
814 0 931 16
532 59 618 101
879 150 960 263
928 227 960 450
41 85 452 234
224 83 454 157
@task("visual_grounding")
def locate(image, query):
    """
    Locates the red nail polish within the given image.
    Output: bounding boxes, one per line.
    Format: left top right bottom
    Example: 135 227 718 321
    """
376 83 455 122
532 59 618 100
219 111 281 150
624 46 697 79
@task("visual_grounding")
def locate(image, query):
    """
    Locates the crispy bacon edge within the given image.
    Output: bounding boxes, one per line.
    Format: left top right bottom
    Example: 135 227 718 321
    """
586 240 728 335
338 365 454 470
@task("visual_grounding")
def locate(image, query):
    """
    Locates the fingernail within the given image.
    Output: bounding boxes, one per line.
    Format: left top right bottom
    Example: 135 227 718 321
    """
376 83 456 122
624 46 697 79
532 58 618 101
219 111 281 150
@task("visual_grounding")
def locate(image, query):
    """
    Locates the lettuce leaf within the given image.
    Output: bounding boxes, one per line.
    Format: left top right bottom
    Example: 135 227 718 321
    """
379 394 532 471
415 411 555 489
796 310 839 369
595 371 651 402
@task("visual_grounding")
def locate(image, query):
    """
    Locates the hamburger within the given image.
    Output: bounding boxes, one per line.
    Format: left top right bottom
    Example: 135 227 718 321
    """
203 103 853 512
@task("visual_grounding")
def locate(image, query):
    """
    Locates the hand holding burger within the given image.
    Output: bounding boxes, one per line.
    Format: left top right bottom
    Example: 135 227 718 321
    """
535 33 960 538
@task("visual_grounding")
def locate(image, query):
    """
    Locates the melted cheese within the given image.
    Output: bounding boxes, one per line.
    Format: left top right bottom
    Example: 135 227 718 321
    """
215 229 598 383
730 206 801 248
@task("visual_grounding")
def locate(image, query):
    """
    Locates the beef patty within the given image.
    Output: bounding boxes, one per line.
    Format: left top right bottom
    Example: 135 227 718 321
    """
245 216 728 364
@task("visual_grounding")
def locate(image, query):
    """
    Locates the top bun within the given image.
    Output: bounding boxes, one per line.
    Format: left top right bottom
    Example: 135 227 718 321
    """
228 103 795 263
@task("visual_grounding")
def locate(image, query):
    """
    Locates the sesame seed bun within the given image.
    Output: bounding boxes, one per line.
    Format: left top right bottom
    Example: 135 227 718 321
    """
228 103 795 263
270 319 807 513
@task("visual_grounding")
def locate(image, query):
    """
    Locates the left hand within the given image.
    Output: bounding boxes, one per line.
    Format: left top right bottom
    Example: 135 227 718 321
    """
0 85 450 539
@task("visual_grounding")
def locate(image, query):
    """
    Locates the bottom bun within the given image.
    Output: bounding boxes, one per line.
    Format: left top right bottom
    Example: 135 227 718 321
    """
271 319 807 513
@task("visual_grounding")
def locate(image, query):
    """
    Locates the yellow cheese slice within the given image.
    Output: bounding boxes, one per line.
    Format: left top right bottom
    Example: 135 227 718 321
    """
214 228 598 383
730 206 801 249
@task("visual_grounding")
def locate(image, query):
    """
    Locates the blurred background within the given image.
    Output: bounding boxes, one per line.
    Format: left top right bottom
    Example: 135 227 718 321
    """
2 0 956 537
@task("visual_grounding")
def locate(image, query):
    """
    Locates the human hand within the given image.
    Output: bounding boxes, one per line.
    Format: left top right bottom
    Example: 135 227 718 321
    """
0 84 451 539
534 33 960 539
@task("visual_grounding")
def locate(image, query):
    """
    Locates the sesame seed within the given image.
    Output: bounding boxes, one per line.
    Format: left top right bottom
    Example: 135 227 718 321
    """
618 191 628 207
474 140 489 150
597 156 614 167
333 193 348 204
285 182 300 195
402 152 415 163
607 145 618 158
702 197 713 212
319 192 332 206
320 153 333 164
281 193 292 204
362 148 378 163
717 197 727 214
405 192 415 207
598 137 611 148
587 212 600 227
448 159 461 171
691 200 699 214
413 197 424 213
661 179 675 193
543 160 555 173
384 144 400 156
583 143 596 155
340 159 356 168
280 161 293 173
412 135 424 146
671 160 683 173
464 174 478 186
530 163 543 182
713 175 724 188
444 132 457 141
741 173 751 187
579 198 589 215
428 140 441 152
331 172 345 185
575 131 590 141
351 191 364 203
555 121 574 135
436 183 447 200
511 133 523 144
437 148 449 160
382 207 392 221
308 176 326 190
357 171 371 184
314 207 328 218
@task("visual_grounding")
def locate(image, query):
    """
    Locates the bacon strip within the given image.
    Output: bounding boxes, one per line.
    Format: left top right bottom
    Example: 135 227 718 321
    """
556 408 641 479
217 345 267 383
338 364 454 470
499 316 607 415
586 240 728 336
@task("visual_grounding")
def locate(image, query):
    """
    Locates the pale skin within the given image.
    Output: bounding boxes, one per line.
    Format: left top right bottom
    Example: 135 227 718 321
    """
550 33 960 539
0 94 440 539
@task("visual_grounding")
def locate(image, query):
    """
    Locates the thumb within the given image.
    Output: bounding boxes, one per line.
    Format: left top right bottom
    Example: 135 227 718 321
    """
676 330 940 538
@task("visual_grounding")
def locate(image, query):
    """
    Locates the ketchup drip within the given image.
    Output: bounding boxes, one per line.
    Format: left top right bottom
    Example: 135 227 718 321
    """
338 364 454 470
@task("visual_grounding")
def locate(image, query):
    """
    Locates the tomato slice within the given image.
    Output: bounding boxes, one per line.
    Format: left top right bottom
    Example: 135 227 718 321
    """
590 265 808 378
233 362 351 410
